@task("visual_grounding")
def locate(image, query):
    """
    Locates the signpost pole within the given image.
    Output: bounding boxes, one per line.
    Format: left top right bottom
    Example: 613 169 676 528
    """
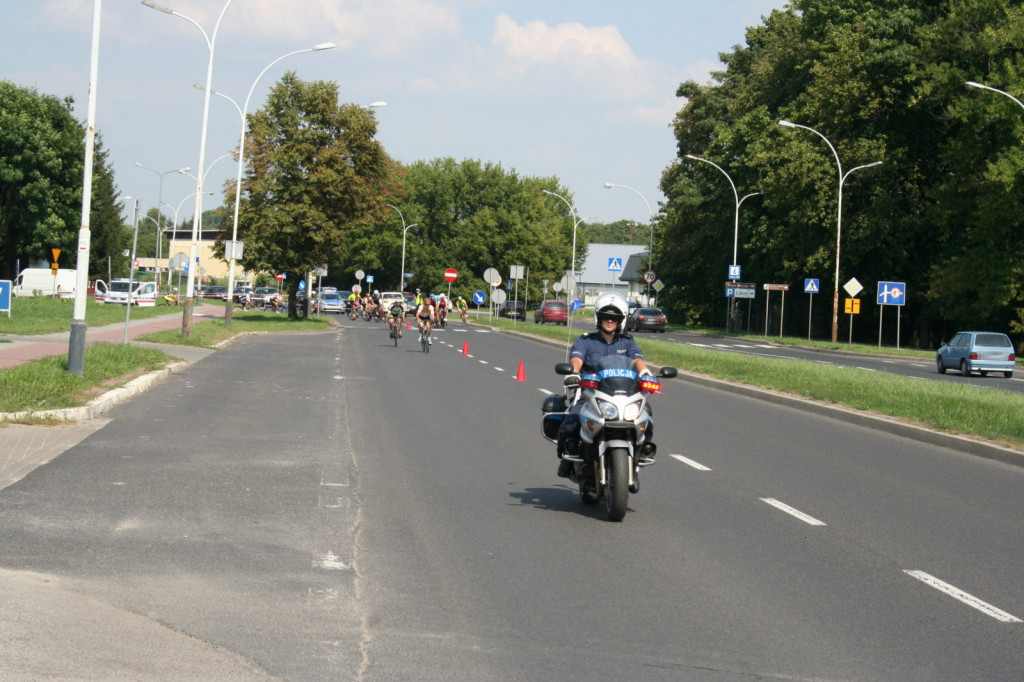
808 294 813 340
779 290 786 337
878 304 884 348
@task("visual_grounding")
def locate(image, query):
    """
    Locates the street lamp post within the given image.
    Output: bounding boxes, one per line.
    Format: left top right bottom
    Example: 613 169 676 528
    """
388 204 417 291
683 155 762 332
67 0 102 375
542 189 589 339
135 162 189 293
778 120 882 342
604 182 655 301
143 0 234 338
198 42 336 325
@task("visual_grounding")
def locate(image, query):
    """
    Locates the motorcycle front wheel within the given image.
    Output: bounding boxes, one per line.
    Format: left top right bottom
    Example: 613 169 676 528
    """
605 448 629 522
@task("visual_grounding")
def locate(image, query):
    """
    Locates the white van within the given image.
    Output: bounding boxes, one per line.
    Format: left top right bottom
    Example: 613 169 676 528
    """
94 279 158 307
12 268 77 298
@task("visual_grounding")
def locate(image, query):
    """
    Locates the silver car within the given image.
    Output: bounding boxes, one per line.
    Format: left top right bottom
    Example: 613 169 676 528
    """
318 292 344 314
936 331 1016 378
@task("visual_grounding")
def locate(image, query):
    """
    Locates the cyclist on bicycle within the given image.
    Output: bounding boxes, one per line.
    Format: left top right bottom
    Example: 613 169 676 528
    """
455 295 468 322
387 298 405 335
416 295 437 345
435 294 449 327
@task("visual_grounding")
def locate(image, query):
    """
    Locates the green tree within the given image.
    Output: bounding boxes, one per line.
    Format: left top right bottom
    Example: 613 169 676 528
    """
340 158 576 304
0 82 83 278
235 72 396 317
87 139 131 279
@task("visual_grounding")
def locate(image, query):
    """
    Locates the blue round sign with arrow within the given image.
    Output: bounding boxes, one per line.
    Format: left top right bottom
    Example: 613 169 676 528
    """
472 290 486 305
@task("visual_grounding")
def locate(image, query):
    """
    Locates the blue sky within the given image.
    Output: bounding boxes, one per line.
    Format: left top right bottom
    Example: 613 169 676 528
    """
1 0 786 228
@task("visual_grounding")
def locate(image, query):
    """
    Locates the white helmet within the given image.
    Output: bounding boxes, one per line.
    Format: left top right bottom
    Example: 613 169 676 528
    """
593 292 628 331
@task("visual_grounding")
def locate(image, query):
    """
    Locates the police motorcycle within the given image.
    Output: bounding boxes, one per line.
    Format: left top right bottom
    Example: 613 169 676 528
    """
542 353 676 522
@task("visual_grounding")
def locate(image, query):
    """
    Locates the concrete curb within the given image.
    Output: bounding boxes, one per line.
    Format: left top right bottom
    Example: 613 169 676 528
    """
489 323 1024 469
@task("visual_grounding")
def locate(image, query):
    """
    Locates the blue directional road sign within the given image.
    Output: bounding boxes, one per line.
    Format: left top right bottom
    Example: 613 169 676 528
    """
804 278 820 293
876 281 906 306
472 290 486 305
728 265 741 280
0 280 11 315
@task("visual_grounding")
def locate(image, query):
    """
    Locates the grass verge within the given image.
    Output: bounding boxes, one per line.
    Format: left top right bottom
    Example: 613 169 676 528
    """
0 343 171 414
136 310 331 347
0 297 191 335
484 317 1024 451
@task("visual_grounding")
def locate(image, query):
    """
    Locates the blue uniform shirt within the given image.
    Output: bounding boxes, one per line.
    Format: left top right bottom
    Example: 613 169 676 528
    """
569 332 644 374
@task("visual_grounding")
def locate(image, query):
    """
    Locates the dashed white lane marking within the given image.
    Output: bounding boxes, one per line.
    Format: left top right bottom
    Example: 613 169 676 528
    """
904 571 1022 623
667 454 708 471
670 454 712 471
313 551 350 571
479 359 488 364
495 367 505 372
760 498 827 526
539 389 553 395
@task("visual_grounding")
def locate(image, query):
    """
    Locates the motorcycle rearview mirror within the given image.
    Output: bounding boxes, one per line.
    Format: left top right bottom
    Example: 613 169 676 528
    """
659 366 678 379
555 362 575 375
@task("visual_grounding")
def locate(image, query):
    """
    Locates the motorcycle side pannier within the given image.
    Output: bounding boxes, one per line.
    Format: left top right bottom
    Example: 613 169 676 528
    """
541 394 567 440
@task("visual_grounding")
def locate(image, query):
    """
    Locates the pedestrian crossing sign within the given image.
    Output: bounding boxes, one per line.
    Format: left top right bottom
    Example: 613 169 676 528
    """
607 258 623 272
804 278 820 293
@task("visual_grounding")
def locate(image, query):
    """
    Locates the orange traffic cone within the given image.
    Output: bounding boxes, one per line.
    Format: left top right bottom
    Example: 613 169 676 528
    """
461 340 470 355
515 361 526 381
406 319 412 330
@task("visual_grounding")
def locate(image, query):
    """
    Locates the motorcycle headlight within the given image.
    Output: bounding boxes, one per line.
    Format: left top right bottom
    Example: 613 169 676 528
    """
599 400 619 421
622 400 642 422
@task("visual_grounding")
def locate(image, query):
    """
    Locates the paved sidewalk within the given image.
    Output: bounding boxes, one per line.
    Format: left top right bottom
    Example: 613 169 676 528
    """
0 305 278 680
0 304 225 481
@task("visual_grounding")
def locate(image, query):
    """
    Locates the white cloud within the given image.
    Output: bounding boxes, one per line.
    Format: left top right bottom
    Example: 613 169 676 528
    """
231 0 464 59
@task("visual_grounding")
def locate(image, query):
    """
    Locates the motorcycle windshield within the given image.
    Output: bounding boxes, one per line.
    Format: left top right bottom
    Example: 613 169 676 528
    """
594 355 638 394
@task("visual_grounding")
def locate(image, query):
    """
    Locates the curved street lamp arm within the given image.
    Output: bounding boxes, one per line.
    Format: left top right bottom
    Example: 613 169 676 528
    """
966 81 1024 111
603 182 654 219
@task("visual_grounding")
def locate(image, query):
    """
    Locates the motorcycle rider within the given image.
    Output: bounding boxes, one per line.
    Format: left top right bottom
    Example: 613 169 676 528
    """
557 292 653 478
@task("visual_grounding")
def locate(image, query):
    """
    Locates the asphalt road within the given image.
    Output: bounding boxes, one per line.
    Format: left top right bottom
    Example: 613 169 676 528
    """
1 318 1022 680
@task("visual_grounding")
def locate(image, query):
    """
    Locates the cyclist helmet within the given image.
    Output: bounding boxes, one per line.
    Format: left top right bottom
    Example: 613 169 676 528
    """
593 292 628 332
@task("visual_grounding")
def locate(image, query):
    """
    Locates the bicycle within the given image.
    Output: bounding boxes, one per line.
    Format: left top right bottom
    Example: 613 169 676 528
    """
419 323 432 353
460 307 468 324
389 317 403 347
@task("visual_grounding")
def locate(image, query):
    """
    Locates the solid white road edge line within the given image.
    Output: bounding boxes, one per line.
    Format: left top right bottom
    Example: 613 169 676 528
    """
903 570 1022 623
760 498 827 526
670 454 712 471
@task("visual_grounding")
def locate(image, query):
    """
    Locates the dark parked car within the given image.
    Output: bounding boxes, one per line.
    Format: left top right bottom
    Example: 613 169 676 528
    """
202 285 228 299
534 300 568 325
498 300 526 320
626 307 667 333
936 331 1015 378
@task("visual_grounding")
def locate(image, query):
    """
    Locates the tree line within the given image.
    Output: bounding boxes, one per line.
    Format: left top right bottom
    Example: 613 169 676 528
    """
659 0 1024 347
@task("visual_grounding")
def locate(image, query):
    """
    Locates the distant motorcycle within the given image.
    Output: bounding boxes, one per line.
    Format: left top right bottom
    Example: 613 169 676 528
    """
542 355 676 522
